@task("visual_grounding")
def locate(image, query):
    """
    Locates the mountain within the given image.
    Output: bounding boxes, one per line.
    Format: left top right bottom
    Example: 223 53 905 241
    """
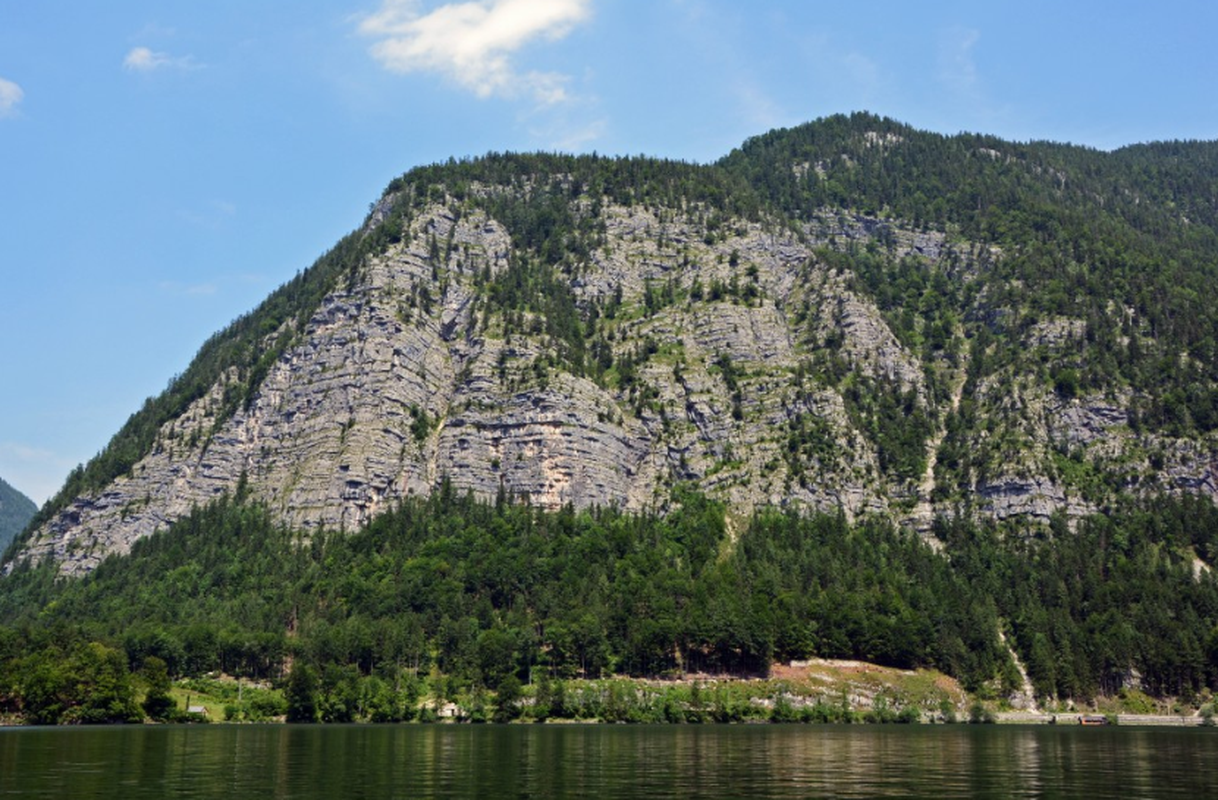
3 114 1218 718
7 113 1218 577
0 477 36 555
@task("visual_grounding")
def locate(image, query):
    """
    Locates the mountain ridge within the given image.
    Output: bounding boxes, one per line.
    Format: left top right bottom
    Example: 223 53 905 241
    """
8 112 1218 576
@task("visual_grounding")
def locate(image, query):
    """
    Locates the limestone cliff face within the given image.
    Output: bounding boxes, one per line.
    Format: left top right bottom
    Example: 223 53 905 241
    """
12 159 1218 575
18 197 903 574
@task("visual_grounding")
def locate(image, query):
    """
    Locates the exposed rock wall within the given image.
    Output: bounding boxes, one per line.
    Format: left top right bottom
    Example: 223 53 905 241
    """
13 193 1218 576
18 203 896 574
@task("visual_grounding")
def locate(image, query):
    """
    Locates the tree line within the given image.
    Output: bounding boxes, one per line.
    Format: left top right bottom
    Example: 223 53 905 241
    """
2 488 1216 723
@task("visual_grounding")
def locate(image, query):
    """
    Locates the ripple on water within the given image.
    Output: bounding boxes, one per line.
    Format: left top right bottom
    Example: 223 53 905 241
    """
2 724 1215 799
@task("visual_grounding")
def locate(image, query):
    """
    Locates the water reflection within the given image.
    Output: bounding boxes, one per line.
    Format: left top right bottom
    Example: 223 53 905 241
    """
2 724 1215 798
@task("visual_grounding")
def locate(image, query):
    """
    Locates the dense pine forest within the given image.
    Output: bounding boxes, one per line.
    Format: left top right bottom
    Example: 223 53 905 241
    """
2 490 1217 723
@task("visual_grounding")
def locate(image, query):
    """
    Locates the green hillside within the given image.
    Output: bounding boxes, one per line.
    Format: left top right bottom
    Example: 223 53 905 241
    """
721 113 1218 438
0 477 36 555
3 115 1218 723
2 490 1216 723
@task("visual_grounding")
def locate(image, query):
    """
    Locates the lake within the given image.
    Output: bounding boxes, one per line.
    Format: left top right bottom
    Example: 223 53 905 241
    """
2 724 1216 798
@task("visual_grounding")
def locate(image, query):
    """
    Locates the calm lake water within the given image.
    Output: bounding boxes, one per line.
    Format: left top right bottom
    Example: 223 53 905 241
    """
2 724 1216 798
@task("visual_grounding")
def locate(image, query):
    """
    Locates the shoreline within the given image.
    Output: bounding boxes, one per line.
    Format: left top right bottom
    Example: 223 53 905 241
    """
3 716 1215 729
996 712 1210 727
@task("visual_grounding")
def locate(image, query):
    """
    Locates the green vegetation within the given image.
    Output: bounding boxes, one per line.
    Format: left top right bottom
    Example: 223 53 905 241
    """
0 477 36 555
2 490 1216 723
939 495 1218 702
721 112 1218 439
12 113 1218 555
5 115 1218 725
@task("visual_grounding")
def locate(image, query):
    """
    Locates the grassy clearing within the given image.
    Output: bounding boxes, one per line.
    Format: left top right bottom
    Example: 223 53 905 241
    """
166 677 286 722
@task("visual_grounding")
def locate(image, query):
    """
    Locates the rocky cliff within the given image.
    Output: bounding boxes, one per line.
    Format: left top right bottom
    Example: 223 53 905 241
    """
10 116 1218 575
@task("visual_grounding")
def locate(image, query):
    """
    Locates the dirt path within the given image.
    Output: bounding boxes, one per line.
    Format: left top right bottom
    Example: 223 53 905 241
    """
909 340 968 549
997 628 1038 712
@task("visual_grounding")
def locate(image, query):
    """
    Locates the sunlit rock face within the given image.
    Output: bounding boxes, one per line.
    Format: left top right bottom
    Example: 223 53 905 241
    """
15 142 1218 576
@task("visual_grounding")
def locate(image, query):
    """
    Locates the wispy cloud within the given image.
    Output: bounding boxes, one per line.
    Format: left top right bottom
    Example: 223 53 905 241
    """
176 200 237 230
0 77 24 117
0 442 77 506
134 23 178 40
159 281 219 297
728 77 785 133
358 0 592 105
123 46 200 72
935 26 1015 130
938 26 981 99
527 113 606 151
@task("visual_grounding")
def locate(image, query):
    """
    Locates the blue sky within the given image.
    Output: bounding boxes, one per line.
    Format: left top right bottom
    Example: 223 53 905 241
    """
2 0 1216 504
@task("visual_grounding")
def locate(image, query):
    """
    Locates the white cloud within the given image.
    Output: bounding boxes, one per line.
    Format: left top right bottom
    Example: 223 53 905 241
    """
358 0 592 104
134 23 178 39
176 200 237 230
934 26 1014 129
938 26 981 98
0 442 76 506
123 46 198 72
0 77 24 117
729 77 786 133
159 280 218 297
528 114 606 151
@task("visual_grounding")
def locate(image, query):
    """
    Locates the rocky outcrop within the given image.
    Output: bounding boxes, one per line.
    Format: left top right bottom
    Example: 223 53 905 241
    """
977 476 1093 523
1048 397 1128 448
11 176 1218 577
15 201 901 574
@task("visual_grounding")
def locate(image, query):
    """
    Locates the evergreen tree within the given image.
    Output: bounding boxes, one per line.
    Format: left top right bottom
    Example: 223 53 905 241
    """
140 655 175 721
285 662 318 723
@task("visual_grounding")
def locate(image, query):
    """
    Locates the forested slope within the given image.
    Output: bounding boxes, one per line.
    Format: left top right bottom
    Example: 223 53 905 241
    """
3 114 1218 721
2 490 1216 723
0 477 35 555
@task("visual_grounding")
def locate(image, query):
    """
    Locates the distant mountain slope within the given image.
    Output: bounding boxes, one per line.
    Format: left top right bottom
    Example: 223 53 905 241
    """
7 113 1218 576
0 477 36 554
